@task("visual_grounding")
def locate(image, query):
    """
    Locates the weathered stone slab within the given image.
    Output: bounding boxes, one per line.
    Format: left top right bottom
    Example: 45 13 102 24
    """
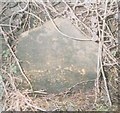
17 18 98 93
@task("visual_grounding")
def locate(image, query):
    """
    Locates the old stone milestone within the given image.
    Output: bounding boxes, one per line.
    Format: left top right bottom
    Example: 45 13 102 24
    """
16 18 98 93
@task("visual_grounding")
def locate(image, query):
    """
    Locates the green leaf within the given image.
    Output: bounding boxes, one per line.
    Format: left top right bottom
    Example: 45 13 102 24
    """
10 64 17 74
2 49 10 58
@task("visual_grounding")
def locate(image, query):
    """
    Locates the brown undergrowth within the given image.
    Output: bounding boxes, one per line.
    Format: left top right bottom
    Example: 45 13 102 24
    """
0 0 119 111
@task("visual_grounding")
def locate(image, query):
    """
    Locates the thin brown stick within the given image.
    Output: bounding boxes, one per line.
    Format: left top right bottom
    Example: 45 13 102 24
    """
100 0 112 106
0 27 33 90
40 0 92 42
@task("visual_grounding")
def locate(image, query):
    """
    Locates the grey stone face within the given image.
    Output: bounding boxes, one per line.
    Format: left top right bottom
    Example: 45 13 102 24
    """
17 18 98 93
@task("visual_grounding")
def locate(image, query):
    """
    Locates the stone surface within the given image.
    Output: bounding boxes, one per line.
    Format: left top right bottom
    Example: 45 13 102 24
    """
17 18 98 93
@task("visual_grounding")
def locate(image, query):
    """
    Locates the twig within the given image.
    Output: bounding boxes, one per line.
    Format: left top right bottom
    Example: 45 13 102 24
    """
24 11 44 23
8 1 29 37
101 62 112 106
0 27 33 90
62 0 93 36
1 68 17 90
100 0 112 106
95 2 102 102
64 79 96 97
0 24 19 28
25 101 47 111
40 0 92 42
